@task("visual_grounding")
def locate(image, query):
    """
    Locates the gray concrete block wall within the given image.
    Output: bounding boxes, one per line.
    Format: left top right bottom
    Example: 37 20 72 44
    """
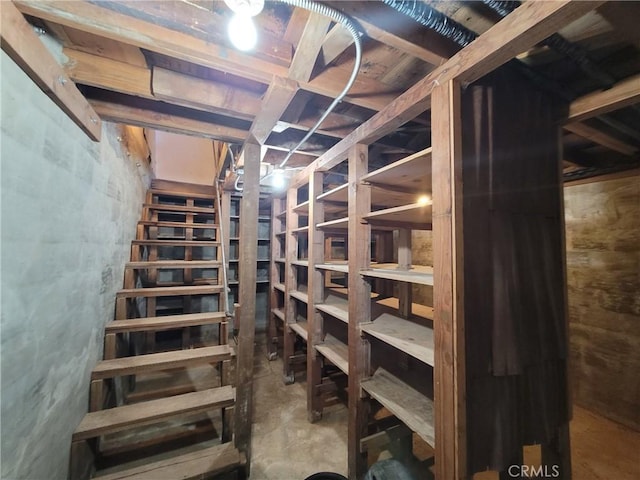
1 51 152 480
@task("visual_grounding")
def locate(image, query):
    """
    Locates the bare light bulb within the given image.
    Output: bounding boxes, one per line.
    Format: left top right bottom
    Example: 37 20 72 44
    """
228 13 257 51
417 195 431 205
272 168 286 190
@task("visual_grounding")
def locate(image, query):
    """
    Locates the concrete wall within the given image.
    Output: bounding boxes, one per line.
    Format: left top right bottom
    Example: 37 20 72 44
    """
565 174 640 430
148 130 215 185
1 51 152 480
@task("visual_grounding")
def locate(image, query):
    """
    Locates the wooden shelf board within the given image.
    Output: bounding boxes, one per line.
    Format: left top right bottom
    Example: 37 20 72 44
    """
293 200 310 213
317 183 347 203
362 313 434 366
316 217 348 230
361 368 435 447
291 259 309 267
272 308 285 321
289 321 308 341
290 289 309 304
361 148 432 193
291 225 309 234
274 257 286 263
315 334 349 374
363 203 433 230
376 297 434 321
361 263 434 286
316 261 348 273
273 283 286 293
316 303 349 324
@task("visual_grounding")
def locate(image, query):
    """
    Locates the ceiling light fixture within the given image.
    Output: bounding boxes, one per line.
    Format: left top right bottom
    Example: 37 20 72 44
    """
224 0 264 51
271 168 286 190
417 195 431 205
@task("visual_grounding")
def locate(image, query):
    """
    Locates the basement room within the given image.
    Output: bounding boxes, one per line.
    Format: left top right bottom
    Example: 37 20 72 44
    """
1 1 638 479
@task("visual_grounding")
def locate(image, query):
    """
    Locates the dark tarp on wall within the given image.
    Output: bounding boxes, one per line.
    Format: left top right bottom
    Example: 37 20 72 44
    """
460 67 571 474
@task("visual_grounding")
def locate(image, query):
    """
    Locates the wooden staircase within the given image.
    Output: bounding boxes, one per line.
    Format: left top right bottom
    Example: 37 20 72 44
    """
69 180 245 480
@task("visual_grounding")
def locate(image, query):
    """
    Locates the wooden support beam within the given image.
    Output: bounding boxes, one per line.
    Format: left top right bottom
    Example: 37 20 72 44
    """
347 144 371 479
89 100 247 143
234 141 261 465
568 73 640 122
289 12 332 82
283 187 299 384
397 229 412 319
153 67 262 121
320 24 355 67
291 0 604 186
564 122 638 155
249 78 299 145
431 79 466 480
1 1 101 141
14 0 397 112
307 171 325 422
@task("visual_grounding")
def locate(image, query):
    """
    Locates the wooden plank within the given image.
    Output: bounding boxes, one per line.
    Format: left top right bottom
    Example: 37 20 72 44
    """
431 79 466 479
151 180 216 196
291 259 309 267
361 314 434 366
143 203 216 214
397 228 412 318
363 203 433 229
320 23 355 67
316 217 349 230
92 345 234 380
132 240 220 247
289 321 309 342
138 221 218 230
293 200 310 213
316 303 349 324
152 67 261 121
316 334 349 375
116 285 222 298
568 73 640 122
271 308 285 322
376 297 434 321
291 225 310 234
291 0 604 185
64 47 151 99
93 442 242 480
348 144 372 479
1 1 101 140
361 368 435 447
73 386 235 441
318 183 348 202
249 77 299 145
125 260 221 269
564 122 638 155
234 142 260 460
290 290 309 304
362 148 432 193
361 264 434 286
289 12 332 82
105 312 226 334
316 262 349 273
90 99 247 143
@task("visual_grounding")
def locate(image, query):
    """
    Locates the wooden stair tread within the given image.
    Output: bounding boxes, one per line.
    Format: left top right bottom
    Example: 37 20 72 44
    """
125 260 222 269
116 285 222 298
92 345 234 380
132 240 220 247
139 221 219 229
73 386 235 441
144 203 216 214
94 442 243 480
106 313 227 334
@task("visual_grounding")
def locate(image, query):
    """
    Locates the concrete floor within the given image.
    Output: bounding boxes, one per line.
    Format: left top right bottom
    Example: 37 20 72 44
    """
250 335 639 480
250 337 348 480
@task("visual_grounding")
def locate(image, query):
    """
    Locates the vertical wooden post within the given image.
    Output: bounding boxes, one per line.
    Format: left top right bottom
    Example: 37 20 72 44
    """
397 228 413 318
267 195 282 360
347 144 371 479
432 79 467 480
234 142 260 463
220 190 232 318
307 171 325 422
282 187 298 384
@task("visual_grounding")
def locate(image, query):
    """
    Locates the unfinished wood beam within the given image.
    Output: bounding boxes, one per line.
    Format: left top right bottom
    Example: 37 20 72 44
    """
64 48 151 98
234 141 261 463
289 12 332 82
347 144 372 479
568 73 640 122
90 100 247 143
1 1 101 141
564 122 638 155
249 78 299 145
152 67 262 121
431 79 466 480
320 24 355 67
14 1 394 113
283 187 299 384
291 0 604 186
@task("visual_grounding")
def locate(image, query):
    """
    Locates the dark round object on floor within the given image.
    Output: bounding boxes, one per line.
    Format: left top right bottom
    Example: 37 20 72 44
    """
304 473 348 480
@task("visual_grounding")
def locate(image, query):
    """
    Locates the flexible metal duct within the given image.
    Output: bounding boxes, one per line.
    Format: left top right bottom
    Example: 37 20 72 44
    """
381 0 477 47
